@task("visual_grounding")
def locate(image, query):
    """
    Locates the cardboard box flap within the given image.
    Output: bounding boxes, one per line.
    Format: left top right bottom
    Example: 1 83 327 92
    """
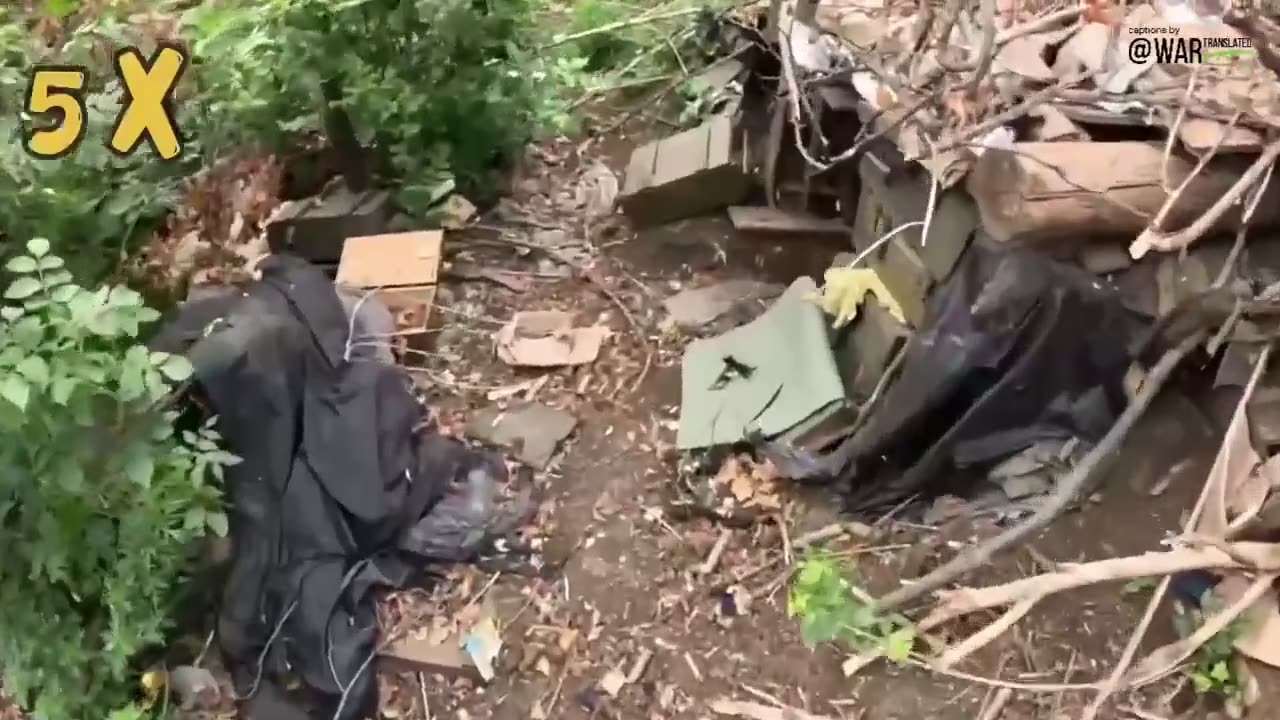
337 231 443 288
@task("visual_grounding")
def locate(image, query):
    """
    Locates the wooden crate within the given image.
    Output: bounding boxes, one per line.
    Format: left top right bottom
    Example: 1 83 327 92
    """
620 114 752 227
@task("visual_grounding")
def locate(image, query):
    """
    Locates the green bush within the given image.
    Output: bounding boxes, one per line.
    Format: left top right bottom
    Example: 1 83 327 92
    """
0 238 235 719
183 0 571 208
0 7 186 282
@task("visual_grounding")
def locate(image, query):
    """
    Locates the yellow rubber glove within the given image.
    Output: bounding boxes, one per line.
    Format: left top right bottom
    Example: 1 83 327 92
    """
816 266 906 328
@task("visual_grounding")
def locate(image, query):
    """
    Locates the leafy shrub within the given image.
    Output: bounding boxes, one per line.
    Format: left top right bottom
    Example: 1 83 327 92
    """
183 0 567 207
0 239 234 719
0 7 185 281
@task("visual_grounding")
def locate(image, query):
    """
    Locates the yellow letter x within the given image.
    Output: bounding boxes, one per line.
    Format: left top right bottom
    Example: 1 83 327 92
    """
110 45 187 161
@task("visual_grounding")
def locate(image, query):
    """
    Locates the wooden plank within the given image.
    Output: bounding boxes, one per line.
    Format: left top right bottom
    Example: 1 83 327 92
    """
728 206 848 236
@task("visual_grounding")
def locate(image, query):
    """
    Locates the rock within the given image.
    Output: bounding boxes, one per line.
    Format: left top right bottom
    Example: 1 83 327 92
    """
169 665 220 710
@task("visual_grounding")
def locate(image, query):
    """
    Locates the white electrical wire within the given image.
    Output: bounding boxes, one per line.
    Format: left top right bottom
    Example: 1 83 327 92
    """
844 138 942 268
233 599 299 701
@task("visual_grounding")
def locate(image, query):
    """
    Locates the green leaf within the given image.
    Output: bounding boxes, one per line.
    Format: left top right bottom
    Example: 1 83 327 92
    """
1210 660 1231 682
158 355 194 383
5 256 37 273
184 507 206 531
4 277 42 300
25 237 50 258
0 307 22 322
117 360 145 402
56 462 84 492
41 270 73 288
107 286 141 308
50 284 78 303
125 454 154 487
41 0 80 19
51 376 76 405
37 256 64 271
16 356 49 386
208 450 242 466
884 627 915 663
0 375 30 410
206 511 229 537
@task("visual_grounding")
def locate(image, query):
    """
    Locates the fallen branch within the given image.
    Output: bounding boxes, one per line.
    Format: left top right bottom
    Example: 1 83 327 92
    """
876 330 1205 611
966 0 997 94
1213 156 1278 288
918 542 1277 628
1131 136 1280 259
1082 344 1273 717
1146 111 1241 233
977 687 1013 720
1128 572 1278 688
542 6 703 49
1161 68 1202 193
934 598 1037 668
699 529 733 575
923 75 1087 158
1224 10 1280 80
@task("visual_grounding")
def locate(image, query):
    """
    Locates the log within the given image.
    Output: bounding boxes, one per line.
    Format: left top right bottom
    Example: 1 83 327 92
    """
965 141 1280 248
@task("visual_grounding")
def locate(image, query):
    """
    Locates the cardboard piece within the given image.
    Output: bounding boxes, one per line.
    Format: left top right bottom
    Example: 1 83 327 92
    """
336 231 442 341
494 311 608 367
380 632 484 681
380 602 502 683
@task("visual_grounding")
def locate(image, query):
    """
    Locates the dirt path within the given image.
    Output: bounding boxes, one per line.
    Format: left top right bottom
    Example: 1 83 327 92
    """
385 137 1256 720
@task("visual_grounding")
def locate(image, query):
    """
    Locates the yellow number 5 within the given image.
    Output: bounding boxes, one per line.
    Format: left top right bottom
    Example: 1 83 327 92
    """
24 66 88 159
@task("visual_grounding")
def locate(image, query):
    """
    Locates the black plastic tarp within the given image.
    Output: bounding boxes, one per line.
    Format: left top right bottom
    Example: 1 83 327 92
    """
831 244 1148 513
152 256 502 720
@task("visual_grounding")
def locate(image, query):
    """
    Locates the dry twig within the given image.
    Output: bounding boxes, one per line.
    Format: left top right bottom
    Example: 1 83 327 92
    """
1081 343 1270 719
1131 136 1280 259
966 0 997 95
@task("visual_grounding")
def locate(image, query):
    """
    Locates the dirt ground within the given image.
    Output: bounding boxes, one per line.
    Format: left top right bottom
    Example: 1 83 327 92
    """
371 129 1276 720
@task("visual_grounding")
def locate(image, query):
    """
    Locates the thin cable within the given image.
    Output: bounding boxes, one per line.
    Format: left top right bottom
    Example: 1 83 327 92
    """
326 558 375 692
919 134 941 247
232 599 299 701
330 643 380 720
342 288 381 362
845 220 925 268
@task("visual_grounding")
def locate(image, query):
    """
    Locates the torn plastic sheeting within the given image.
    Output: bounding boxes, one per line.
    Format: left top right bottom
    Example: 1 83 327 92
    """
831 245 1147 512
677 277 845 450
